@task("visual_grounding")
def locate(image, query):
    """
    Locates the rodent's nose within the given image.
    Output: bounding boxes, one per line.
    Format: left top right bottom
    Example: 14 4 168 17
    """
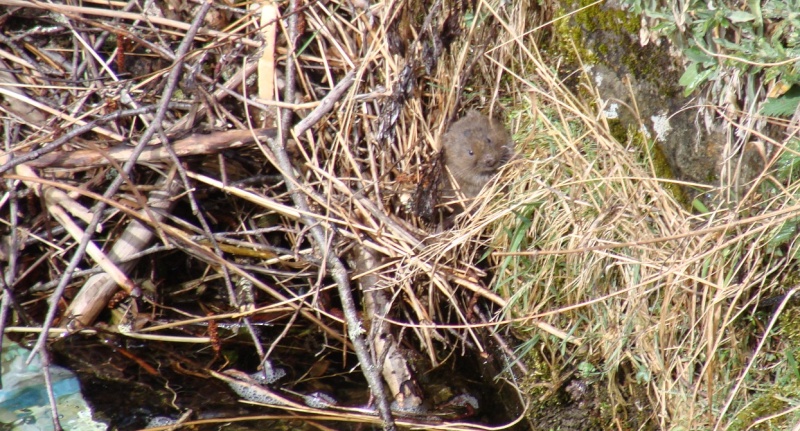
484 155 497 168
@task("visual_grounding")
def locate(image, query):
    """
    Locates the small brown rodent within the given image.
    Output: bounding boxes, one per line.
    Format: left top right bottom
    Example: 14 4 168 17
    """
442 110 513 199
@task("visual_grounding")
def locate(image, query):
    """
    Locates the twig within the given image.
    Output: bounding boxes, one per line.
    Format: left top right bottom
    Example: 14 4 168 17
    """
157 128 267 360
26 0 214 363
0 280 11 388
293 68 357 136
39 349 62 431
72 0 139 79
0 119 20 389
62 173 181 326
18 128 276 168
0 105 159 174
356 245 424 411
276 1 396 428
0 0 261 47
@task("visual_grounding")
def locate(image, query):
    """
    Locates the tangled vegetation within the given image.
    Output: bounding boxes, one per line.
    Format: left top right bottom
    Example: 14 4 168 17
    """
1 0 800 430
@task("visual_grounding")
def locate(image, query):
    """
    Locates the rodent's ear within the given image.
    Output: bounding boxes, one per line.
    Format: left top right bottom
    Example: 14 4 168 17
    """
464 109 481 118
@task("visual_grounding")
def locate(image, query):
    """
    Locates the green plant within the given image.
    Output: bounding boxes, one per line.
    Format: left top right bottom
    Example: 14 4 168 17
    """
621 0 800 112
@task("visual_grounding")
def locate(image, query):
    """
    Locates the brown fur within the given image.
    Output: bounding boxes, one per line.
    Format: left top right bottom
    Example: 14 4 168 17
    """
442 110 513 199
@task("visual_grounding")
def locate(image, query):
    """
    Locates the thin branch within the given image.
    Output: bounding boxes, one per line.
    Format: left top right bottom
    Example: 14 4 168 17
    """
0 105 159 174
26 0 215 363
275 1 396 428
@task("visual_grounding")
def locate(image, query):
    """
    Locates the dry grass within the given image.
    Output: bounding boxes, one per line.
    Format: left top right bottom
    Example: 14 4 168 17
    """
480 9 800 431
1 0 799 429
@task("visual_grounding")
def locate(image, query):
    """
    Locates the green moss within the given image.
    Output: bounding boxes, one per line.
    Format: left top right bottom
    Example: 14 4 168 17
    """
571 0 639 35
550 0 680 99
723 306 800 429
607 118 627 143
647 136 688 206
540 1 708 209
728 388 798 430
779 305 800 350
605 120 689 207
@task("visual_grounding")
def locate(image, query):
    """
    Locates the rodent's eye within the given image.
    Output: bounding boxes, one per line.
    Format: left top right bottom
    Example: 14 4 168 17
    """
468 149 474 156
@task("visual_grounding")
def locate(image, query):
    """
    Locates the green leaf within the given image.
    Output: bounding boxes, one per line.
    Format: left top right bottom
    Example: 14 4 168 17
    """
644 10 675 20
748 0 763 29
726 11 756 23
786 348 800 380
763 66 781 84
685 46 714 64
773 137 800 181
691 198 709 214
790 242 800 260
679 63 699 86
651 21 677 35
714 37 752 55
761 86 800 117
767 217 800 255
679 63 715 96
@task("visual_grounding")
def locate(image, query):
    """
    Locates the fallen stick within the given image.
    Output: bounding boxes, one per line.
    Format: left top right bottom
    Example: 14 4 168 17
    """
19 128 276 169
